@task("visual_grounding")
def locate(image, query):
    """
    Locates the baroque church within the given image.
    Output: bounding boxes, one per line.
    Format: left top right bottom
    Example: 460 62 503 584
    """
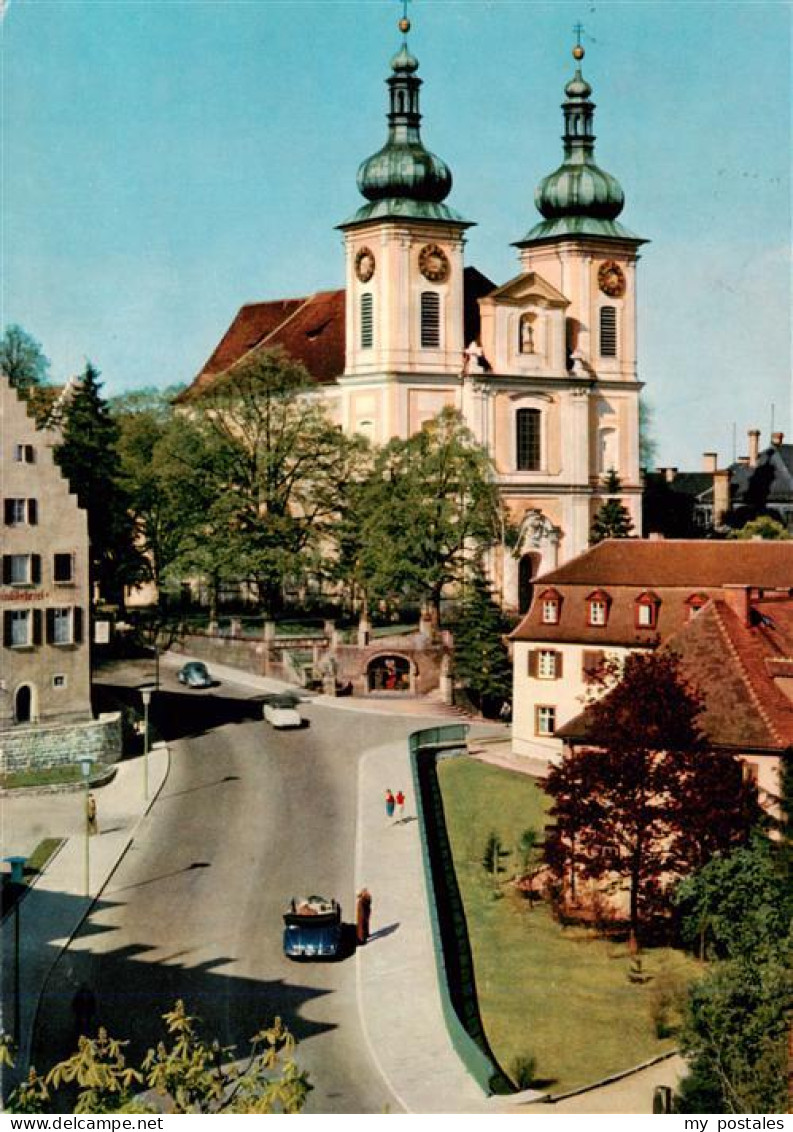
178 17 647 612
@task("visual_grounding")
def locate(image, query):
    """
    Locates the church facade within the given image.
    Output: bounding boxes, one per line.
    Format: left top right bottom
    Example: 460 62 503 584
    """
179 23 647 611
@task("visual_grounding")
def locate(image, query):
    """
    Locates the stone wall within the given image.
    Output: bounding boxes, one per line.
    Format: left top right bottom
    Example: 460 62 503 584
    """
0 712 122 775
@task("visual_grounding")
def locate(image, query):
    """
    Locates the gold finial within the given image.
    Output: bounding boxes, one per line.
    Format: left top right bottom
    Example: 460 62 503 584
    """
573 22 585 60
398 0 410 36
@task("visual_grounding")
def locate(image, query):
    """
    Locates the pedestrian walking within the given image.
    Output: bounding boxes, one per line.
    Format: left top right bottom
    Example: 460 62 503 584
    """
395 789 406 821
87 793 98 836
385 788 395 821
356 888 372 945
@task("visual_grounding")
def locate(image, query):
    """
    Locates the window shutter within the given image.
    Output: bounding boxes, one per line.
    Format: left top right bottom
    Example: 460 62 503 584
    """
2 557 11 585
556 651 563 679
33 609 43 646
32 555 42 585
4 500 13 525
528 650 538 678
46 608 55 644
3 612 12 647
28 499 38 525
582 649 605 682
73 607 83 644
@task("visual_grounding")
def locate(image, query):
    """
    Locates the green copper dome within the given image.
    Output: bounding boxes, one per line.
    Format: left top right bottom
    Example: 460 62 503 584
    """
516 47 644 246
339 35 471 229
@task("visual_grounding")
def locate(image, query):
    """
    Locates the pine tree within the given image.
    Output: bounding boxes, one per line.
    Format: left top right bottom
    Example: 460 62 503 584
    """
54 363 145 605
452 572 513 716
590 469 635 544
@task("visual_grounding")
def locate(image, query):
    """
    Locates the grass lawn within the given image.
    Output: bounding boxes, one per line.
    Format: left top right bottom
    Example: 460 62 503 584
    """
437 756 700 1094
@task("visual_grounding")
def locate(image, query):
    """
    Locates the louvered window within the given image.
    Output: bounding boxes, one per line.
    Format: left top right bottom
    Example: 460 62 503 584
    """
516 408 541 470
600 306 617 357
360 293 374 350
420 292 441 348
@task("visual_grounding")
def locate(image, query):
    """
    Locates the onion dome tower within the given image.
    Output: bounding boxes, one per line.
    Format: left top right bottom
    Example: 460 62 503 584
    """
339 12 473 381
516 42 642 243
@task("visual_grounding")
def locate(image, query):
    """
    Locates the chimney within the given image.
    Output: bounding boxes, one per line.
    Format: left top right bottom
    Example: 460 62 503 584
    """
723 584 752 628
748 429 761 467
713 468 731 525
664 466 678 483
703 452 718 473
772 431 784 447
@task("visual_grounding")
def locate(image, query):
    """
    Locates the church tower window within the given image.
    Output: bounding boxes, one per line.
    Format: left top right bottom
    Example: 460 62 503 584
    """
360 293 374 349
420 292 441 348
599 305 617 357
516 408 541 471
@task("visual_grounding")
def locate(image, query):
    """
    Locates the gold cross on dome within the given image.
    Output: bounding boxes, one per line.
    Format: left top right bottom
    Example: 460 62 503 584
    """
573 22 585 47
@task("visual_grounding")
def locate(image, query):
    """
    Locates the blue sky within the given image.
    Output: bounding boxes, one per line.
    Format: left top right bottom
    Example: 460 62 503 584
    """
2 0 790 467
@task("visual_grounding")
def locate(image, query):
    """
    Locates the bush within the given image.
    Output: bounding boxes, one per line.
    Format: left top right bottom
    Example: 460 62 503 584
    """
510 1054 537 1090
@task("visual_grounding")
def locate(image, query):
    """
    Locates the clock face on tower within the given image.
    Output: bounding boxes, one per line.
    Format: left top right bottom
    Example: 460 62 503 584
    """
419 243 450 283
355 247 376 283
597 260 626 298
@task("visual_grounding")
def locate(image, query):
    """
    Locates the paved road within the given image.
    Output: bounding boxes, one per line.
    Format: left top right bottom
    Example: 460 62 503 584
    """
31 660 420 1113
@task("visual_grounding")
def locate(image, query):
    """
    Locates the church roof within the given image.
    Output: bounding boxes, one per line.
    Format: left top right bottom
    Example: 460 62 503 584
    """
176 290 345 403
179 268 495 402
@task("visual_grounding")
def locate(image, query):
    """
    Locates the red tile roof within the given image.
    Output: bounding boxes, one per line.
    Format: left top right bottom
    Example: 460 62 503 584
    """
535 539 793 588
558 594 793 753
510 540 793 645
176 290 345 403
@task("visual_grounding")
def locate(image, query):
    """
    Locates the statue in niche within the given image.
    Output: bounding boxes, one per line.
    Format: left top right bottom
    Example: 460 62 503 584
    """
520 312 537 354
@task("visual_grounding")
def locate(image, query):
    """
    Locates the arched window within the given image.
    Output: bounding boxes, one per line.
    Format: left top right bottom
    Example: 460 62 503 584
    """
518 552 541 613
599 306 617 357
360 293 374 349
519 312 537 354
15 684 33 724
516 408 541 471
420 292 441 348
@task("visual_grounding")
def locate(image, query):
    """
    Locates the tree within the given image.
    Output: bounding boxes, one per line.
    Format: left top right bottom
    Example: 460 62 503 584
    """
452 572 513 715
174 349 366 616
673 835 792 1114
0 324 50 393
543 653 756 944
4 1000 310 1114
727 515 790 540
639 396 658 469
352 408 503 624
672 753 793 1115
113 386 194 601
54 363 145 605
590 469 635 544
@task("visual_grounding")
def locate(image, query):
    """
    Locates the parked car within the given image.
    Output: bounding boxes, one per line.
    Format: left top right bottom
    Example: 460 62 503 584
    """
283 896 342 959
177 661 213 688
263 697 303 729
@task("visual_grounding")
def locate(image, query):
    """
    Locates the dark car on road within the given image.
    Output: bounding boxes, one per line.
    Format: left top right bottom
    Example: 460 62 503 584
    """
283 896 342 960
177 661 214 688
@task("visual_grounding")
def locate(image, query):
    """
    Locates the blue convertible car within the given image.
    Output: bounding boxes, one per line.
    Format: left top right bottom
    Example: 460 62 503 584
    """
283 896 342 960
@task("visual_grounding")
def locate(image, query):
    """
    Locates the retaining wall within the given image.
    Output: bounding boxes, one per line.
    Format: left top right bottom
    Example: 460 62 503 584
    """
0 713 122 774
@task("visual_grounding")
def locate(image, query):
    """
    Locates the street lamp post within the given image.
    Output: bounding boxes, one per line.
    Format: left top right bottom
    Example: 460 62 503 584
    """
78 757 95 897
4 855 26 1045
139 683 152 801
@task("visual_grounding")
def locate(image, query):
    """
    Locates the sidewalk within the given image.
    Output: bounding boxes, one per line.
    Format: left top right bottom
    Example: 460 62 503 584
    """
1 744 170 1080
354 740 497 1114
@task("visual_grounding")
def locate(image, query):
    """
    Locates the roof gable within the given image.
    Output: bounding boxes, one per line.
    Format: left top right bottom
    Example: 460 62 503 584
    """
480 270 569 309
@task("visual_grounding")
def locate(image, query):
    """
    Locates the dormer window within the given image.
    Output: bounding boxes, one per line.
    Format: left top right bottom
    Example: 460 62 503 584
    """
587 590 611 627
686 593 709 620
539 588 562 625
635 592 660 629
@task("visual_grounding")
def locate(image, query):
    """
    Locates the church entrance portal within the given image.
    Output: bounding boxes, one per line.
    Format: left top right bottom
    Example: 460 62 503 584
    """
367 655 411 693
518 553 541 614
